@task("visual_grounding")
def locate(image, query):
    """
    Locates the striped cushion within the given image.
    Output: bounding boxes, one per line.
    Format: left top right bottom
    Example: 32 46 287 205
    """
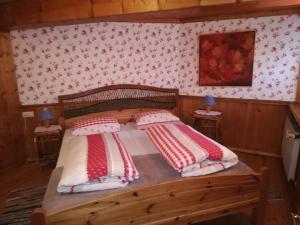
72 117 120 136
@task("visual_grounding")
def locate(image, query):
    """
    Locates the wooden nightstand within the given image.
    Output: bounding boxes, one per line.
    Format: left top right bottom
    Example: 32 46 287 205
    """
34 125 63 166
192 110 222 142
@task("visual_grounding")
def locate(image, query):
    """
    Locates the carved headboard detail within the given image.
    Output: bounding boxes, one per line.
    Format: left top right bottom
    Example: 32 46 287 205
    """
58 84 179 119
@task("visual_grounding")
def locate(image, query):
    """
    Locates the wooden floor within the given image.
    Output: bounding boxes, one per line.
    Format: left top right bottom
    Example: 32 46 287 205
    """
0 152 295 225
238 152 294 225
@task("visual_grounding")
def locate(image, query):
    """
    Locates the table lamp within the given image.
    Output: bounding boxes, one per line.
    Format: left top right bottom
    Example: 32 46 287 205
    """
203 96 216 112
40 108 54 128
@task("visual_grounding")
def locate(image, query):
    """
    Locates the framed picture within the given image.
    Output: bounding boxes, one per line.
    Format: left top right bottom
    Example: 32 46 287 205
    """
199 31 255 86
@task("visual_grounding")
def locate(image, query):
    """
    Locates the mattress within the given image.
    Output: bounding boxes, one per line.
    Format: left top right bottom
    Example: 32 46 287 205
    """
56 122 159 168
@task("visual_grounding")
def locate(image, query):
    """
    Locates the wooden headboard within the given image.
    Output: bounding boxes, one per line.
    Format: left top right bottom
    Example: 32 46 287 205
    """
58 84 179 126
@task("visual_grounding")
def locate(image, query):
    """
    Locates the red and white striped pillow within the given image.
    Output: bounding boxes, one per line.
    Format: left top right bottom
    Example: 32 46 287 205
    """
134 110 180 128
72 117 120 136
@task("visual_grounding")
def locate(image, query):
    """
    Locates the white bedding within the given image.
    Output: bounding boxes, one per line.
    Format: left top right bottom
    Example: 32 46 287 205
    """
57 122 237 178
56 123 159 168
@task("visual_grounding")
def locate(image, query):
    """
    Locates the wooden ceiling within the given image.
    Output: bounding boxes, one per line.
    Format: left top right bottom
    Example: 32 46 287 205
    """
0 0 299 30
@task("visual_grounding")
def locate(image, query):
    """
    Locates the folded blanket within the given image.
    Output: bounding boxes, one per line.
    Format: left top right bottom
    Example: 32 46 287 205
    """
145 123 238 177
58 133 139 193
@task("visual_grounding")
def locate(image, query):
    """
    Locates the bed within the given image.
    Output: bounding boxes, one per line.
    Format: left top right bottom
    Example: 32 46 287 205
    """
32 84 269 225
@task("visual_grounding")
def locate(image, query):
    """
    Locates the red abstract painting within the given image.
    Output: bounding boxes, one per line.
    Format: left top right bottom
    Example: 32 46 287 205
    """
199 31 255 86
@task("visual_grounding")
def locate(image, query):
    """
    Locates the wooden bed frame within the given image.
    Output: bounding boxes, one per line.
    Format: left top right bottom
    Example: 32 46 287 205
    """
32 84 269 225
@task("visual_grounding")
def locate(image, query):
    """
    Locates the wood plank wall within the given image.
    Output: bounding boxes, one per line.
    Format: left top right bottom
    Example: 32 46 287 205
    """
179 95 289 157
0 33 24 169
0 0 299 30
19 96 288 162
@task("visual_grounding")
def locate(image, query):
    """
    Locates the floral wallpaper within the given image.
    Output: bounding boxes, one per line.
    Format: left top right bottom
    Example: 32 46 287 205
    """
11 23 180 104
10 15 300 105
179 15 300 100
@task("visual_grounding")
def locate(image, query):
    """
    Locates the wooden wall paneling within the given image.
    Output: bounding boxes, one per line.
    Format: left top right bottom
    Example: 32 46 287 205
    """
0 32 24 169
122 0 159 14
18 96 289 160
158 0 200 10
200 0 236 6
178 95 201 124
178 95 288 156
41 0 92 23
1 0 299 30
245 103 288 155
295 72 300 103
93 0 123 17
0 2 15 31
179 96 250 148
179 1 300 23
0 118 9 169
14 0 41 26
218 100 250 149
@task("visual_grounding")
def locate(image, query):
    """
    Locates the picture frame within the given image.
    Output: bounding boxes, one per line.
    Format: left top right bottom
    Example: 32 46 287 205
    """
199 31 255 86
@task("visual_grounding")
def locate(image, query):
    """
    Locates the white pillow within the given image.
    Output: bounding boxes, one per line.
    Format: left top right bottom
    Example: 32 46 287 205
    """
134 110 180 127
72 117 120 136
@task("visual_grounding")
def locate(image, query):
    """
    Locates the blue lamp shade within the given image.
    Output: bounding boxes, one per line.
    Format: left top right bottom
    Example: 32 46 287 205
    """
203 96 216 106
39 108 54 121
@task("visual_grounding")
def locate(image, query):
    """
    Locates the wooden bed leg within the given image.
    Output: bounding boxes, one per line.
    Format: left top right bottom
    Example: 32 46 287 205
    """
252 167 270 225
32 208 47 225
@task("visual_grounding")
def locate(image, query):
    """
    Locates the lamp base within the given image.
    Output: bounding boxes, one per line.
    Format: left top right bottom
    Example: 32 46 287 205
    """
43 120 51 128
206 105 212 112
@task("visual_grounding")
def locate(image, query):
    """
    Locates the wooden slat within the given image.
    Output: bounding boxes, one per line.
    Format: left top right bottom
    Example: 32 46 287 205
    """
123 0 159 13
0 33 24 169
158 0 200 10
219 100 250 148
41 0 92 22
1 0 300 30
295 75 300 103
93 0 123 17
252 167 270 225
46 174 261 225
180 0 300 22
245 103 287 155
14 0 41 25
200 0 236 6
289 103 300 127
0 2 15 31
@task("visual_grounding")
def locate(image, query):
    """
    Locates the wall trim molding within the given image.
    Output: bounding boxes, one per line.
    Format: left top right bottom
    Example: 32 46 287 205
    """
179 95 292 106
20 103 60 110
229 146 281 158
